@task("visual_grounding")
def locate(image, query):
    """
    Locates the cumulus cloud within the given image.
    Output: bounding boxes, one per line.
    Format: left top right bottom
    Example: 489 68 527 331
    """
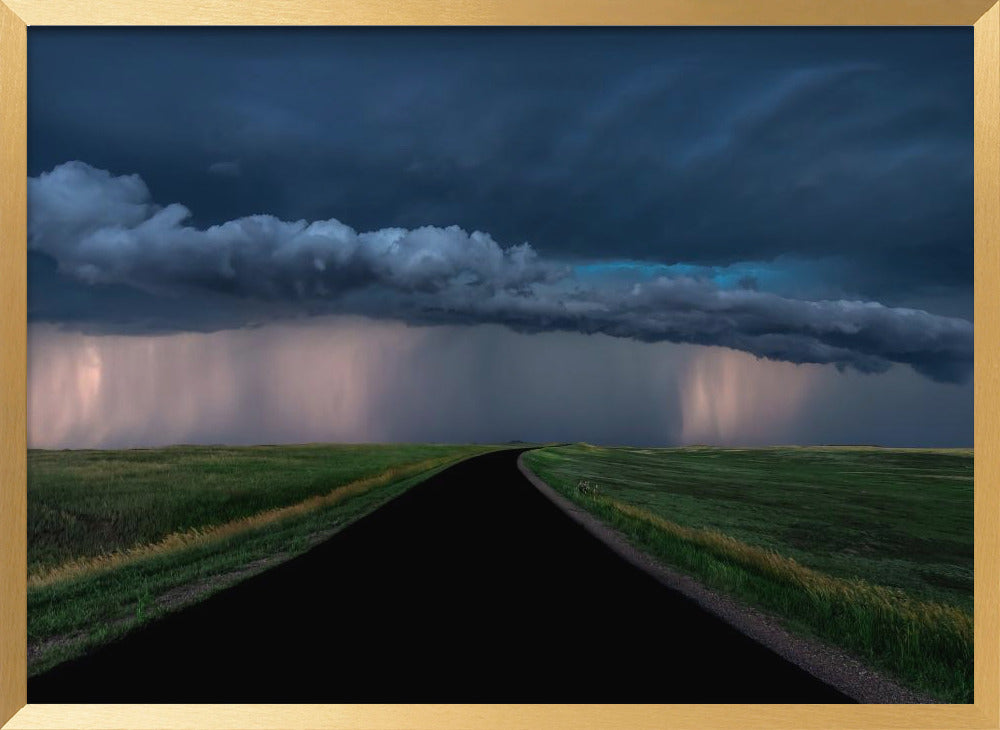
30 162 559 298
28 162 973 383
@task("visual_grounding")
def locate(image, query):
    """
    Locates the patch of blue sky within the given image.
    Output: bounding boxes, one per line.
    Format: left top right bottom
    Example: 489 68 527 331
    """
572 257 847 299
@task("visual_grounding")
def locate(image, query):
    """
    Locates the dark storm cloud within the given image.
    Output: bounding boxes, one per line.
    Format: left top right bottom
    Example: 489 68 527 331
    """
29 162 560 296
28 28 972 315
207 161 241 177
29 162 973 382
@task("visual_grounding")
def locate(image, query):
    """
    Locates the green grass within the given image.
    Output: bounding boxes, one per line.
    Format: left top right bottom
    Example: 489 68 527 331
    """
29 443 489 574
28 443 496 674
523 444 973 703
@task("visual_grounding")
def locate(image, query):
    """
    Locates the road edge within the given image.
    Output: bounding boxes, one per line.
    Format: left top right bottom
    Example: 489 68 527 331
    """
28 448 504 679
516 451 937 705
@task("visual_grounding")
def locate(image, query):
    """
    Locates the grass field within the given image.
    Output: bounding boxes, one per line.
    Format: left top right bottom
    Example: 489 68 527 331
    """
522 444 973 703
28 443 496 675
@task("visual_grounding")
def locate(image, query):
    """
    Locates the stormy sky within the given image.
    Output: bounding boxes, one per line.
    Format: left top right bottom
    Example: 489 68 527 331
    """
27 28 973 449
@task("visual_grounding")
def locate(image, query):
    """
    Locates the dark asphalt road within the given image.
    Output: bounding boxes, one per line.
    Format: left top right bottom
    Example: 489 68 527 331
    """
29 448 851 703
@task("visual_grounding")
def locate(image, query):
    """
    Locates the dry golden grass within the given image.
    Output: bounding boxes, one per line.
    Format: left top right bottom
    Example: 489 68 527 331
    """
604 496 973 700
28 456 451 589
525 444 973 700
610 498 972 640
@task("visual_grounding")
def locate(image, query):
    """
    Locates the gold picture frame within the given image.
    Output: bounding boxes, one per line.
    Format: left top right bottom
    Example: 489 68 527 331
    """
1 1 997 727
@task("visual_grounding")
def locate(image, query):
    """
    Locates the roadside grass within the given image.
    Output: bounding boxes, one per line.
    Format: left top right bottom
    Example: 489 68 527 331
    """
523 444 973 703
28 443 495 675
30 455 450 588
29 443 487 575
